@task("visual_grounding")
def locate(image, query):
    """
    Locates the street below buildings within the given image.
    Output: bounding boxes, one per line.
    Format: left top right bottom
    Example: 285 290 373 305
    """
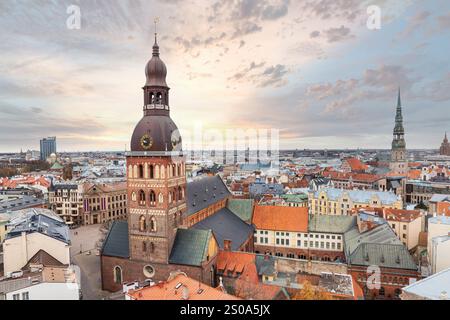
70 224 113 300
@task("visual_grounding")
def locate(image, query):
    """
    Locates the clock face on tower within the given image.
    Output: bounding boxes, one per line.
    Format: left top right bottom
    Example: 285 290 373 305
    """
140 134 153 150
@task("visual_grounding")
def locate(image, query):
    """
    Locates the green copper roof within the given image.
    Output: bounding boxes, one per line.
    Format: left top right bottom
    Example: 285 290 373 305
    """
281 194 308 203
50 162 64 170
349 243 417 270
227 199 254 222
169 228 212 267
308 215 357 234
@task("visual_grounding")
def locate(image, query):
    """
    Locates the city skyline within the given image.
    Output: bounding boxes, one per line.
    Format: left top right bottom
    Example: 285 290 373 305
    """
0 0 450 152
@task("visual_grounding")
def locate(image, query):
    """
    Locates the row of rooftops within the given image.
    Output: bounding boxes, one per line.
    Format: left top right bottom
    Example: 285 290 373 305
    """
251 204 418 270
310 187 401 205
0 195 46 214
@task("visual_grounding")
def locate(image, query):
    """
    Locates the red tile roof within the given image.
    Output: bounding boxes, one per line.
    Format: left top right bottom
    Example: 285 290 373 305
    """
383 208 422 222
128 273 240 300
252 205 308 232
343 157 368 172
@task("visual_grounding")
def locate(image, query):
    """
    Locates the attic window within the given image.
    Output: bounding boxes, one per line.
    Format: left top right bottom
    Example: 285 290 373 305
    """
175 282 182 290
197 288 204 295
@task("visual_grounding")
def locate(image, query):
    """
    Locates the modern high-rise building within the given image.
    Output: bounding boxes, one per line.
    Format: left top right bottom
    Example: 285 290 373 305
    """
389 89 408 176
40 136 56 161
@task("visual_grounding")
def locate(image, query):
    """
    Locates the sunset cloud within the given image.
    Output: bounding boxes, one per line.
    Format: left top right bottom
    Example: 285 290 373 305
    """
0 0 449 152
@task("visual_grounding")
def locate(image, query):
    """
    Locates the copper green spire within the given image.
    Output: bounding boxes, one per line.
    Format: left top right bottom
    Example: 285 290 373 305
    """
392 88 406 150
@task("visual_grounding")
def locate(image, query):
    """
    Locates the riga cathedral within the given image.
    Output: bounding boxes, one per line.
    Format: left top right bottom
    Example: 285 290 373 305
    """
100 35 254 292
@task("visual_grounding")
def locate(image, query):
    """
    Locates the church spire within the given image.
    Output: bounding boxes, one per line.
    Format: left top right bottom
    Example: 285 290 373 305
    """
395 87 403 127
390 87 407 174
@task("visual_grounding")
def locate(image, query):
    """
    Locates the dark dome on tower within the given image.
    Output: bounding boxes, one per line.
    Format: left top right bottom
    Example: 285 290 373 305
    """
131 115 182 152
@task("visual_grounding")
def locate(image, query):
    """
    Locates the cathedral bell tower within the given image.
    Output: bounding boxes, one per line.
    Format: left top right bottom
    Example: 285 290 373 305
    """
126 33 186 266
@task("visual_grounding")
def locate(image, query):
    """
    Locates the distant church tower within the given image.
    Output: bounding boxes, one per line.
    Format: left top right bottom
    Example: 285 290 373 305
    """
389 88 408 175
440 132 450 156
126 33 186 267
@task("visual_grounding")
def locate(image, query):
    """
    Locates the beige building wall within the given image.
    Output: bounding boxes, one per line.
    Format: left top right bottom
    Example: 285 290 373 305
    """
0 219 8 243
431 239 450 274
388 216 423 250
427 219 450 267
3 232 70 276
308 190 402 216
254 229 344 253
49 185 83 225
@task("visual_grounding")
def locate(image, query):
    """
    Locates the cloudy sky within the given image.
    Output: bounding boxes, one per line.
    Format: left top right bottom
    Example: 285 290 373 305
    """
0 0 449 152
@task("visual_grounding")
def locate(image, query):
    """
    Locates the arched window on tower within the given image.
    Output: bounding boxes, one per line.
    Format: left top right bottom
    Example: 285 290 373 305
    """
149 165 154 179
158 193 164 204
178 186 183 200
177 164 181 176
143 241 147 252
173 190 177 203
150 92 155 104
128 165 133 179
172 164 176 177
149 190 156 206
138 164 144 179
139 190 146 206
157 92 162 104
139 215 147 232
114 266 122 284
150 242 155 253
150 216 156 232
131 192 137 202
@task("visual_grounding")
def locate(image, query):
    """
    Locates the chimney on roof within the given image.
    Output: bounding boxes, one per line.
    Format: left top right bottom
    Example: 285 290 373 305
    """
224 239 232 251
182 286 189 300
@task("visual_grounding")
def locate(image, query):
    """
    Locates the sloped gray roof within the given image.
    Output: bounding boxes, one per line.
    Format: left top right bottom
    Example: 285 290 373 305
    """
344 223 401 256
402 267 450 299
6 208 70 244
0 196 46 213
308 215 357 234
101 220 129 258
169 228 212 267
186 175 231 217
192 208 254 251
348 243 417 270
